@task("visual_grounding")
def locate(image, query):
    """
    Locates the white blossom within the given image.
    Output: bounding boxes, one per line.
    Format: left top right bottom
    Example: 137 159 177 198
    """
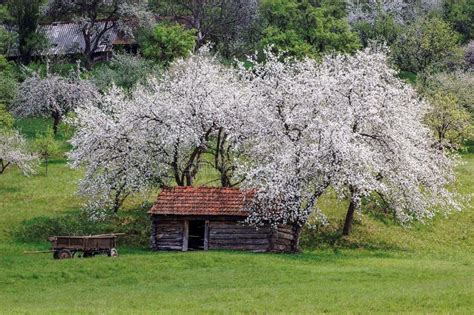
0 129 38 175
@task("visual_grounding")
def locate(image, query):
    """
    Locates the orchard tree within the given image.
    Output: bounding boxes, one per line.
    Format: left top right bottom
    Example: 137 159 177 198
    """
0 106 37 175
12 72 99 134
69 47 252 212
236 47 460 244
425 92 472 151
43 0 153 69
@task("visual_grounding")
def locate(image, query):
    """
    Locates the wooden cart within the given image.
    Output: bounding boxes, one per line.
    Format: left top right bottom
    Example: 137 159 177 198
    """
48 234 123 259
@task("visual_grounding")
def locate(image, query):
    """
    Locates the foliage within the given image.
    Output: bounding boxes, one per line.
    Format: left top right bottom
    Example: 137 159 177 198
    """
69 46 251 213
419 70 474 114
92 53 159 91
0 5 15 55
0 129 38 175
0 55 18 108
443 0 474 43
43 0 153 68
6 0 46 64
235 47 459 237
392 15 464 73
138 23 196 66
465 40 474 69
0 104 14 130
257 0 360 59
425 93 472 151
34 127 60 176
148 0 259 57
13 208 150 247
346 0 444 25
352 11 401 47
12 72 99 134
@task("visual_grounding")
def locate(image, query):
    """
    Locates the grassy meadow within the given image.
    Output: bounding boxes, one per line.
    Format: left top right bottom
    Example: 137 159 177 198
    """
0 118 473 313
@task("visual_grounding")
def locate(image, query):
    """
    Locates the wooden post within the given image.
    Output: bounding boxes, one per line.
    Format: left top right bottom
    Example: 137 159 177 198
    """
150 219 157 250
182 220 189 251
204 220 209 251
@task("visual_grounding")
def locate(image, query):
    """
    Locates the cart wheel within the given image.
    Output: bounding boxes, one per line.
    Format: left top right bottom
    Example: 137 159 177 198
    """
53 250 60 259
57 249 72 259
108 248 118 257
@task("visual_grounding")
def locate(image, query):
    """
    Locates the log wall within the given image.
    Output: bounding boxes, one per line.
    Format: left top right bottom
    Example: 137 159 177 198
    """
208 221 272 252
150 219 184 251
150 216 297 253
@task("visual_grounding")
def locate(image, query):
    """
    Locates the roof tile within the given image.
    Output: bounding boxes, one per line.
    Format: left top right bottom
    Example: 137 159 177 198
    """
148 186 253 216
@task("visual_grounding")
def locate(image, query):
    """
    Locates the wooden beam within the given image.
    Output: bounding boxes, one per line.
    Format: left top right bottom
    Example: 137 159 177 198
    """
182 220 189 252
204 220 209 251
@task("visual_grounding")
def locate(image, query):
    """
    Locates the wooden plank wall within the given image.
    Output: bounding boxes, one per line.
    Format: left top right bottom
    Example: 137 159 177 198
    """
151 219 184 251
208 221 272 252
271 225 296 252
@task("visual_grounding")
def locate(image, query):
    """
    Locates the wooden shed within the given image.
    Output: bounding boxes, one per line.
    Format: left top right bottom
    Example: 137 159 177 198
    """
148 186 298 252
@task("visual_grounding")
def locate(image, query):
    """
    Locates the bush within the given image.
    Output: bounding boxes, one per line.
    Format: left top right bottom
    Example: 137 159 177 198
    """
12 206 152 247
92 53 160 91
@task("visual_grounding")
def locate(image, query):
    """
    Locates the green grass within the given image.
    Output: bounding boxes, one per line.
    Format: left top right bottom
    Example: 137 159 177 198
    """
0 118 473 313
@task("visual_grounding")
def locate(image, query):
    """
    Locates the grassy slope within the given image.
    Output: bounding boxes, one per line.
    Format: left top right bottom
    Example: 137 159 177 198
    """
0 118 473 313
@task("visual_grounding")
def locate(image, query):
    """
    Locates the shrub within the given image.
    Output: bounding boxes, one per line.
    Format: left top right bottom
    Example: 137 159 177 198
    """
12 207 151 247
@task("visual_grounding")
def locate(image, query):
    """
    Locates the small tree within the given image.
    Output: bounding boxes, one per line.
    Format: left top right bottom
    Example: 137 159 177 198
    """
0 105 37 175
392 16 463 73
12 73 98 134
425 92 472 150
138 23 196 66
34 127 59 175
7 0 46 64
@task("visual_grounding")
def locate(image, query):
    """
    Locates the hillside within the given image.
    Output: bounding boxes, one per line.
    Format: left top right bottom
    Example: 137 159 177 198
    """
0 118 472 313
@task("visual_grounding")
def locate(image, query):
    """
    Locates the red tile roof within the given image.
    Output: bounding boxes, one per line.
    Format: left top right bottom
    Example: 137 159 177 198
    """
148 186 253 216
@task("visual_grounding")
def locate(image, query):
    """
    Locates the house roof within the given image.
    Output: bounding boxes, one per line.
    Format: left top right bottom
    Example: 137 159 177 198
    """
148 186 254 216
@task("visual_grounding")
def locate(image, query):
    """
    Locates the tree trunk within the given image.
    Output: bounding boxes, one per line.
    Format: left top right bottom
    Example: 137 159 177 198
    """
291 224 302 253
45 156 48 176
342 198 356 236
52 113 61 135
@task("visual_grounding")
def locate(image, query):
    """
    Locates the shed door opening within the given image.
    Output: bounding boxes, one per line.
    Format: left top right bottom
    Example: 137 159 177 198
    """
188 220 205 250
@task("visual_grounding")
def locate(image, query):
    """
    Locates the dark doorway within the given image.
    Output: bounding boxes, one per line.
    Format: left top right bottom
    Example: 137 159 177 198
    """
188 220 205 250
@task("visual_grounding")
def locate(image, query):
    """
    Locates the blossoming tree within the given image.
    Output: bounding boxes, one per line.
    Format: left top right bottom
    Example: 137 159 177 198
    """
13 73 98 134
235 48 459 244
69 47 253 212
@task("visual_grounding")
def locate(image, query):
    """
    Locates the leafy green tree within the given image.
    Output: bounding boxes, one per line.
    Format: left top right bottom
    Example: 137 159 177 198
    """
0 4 15 55
352 11 401 47
0 104 14 130
257 0 360 59
34 127 60 176
7 0 45 64
392 15 463 73
138 23 196 66
0 55 18 108
425 92 473 151
443 0 474 43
